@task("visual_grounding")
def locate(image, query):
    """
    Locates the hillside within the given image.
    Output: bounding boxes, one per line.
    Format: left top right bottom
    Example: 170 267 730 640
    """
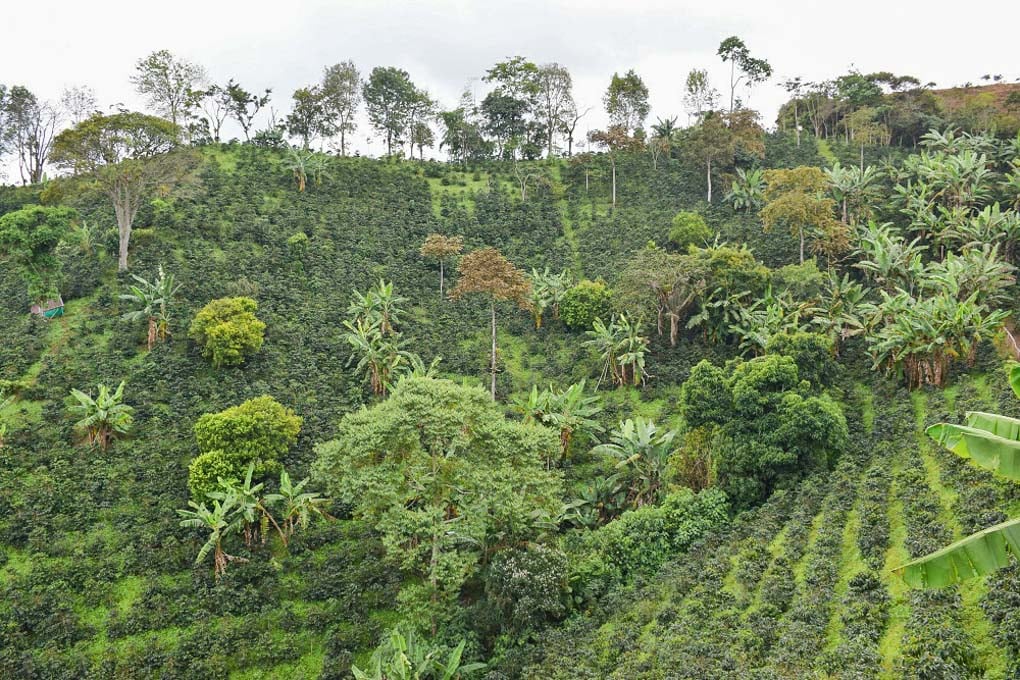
2 130 1020 680
513 374 1020 678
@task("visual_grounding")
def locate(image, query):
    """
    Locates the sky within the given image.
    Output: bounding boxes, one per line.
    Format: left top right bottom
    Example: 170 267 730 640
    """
3 0 1020 165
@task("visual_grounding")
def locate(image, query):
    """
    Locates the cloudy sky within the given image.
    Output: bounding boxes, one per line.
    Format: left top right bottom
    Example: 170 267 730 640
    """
3 0 1020 160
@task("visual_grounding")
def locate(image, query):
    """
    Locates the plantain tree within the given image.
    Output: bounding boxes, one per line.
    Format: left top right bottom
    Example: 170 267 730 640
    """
120 264 182 350
68 381 134 451
895 365 1020 587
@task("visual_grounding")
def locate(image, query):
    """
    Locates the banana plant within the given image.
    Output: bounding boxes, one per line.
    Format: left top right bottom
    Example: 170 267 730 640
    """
177 493 247 579
895 365 1020 588
119 264 183 350
264 469 333 544
725 167 766 213
591 418 677 508
68 381 134 451
352 626 485 680
512 380 604 461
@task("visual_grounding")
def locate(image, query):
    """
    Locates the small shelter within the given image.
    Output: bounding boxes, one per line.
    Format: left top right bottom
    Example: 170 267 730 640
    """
30 296 64 319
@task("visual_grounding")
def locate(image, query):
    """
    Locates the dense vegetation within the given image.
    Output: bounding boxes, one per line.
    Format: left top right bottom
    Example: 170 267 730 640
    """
4 43 1020 680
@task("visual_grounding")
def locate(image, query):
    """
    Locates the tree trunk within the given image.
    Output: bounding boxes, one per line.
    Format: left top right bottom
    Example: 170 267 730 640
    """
340 129 346 156
115 203 132 272
799 229 805 264
794 100 801 147
439 260 444 299
490 301 497 399
706 157 712 203
611 160 617 207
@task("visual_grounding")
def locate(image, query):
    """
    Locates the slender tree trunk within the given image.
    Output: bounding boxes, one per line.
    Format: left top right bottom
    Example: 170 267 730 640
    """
611 160 617 207
490 300 497 399
799 229 805 264
706 157 712 203
794 100 801 147
439 260 444 299
340 129 346 156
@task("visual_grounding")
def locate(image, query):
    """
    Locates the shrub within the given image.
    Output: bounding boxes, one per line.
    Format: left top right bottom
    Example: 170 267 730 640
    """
286 232 309 259
571 488 729 602
189 395 302 497
668 211 712 250
188 296 266 367
560 280 612 331
187 450 235 498
764 331 835 388
486 543 570 633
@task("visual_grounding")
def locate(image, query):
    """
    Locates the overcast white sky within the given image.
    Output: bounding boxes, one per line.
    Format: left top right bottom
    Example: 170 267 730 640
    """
3 0 1020 162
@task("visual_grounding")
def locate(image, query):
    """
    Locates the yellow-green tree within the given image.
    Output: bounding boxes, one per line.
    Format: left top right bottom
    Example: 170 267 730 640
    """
761 166 845 264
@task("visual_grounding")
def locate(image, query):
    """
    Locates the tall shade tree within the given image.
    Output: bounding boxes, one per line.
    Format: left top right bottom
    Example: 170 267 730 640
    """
450 247 530 398
588 125 642 207
482 56 540 159
895 366 1020 587
683 69 719 122
717 36 773 114
223 79 271 141
60 85 98 125
320 61 361 155
604 69 650 135
312 376 562 632
363 66 420 156
535 63 574 157
760 166 845 264
51 112 190 271
419 233 464 299
286 86 327 149
404 90 436 159
130 49 207 129
0 204 77 301
2 86 60 184
686 109 764 203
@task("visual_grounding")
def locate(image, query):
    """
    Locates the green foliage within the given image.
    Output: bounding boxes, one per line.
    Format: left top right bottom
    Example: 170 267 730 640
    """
485 543 571 634
313 377 562 630
68 381 134 451
119 264 182 349
668 210 712 249
570 488 729 603
559 279 612 330
679 359 732 429
681 355 848 510
591 417 677 508
512 380 603 460
188 296 266 367
189 395 302 498
0 204 77 300
764 330 835 388
352 625 485 680
895 366 1020 588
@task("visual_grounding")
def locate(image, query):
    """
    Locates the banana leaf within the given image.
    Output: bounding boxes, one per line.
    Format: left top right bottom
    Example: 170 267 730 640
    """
965 411 1020 440
894 517 1020 588
926 422 1020 481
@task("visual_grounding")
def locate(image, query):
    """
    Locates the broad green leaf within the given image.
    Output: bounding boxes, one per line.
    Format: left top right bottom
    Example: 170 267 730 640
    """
1010 364 1020 400
966 411 1020 441
926 422 1020 481
894 517 1020 588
